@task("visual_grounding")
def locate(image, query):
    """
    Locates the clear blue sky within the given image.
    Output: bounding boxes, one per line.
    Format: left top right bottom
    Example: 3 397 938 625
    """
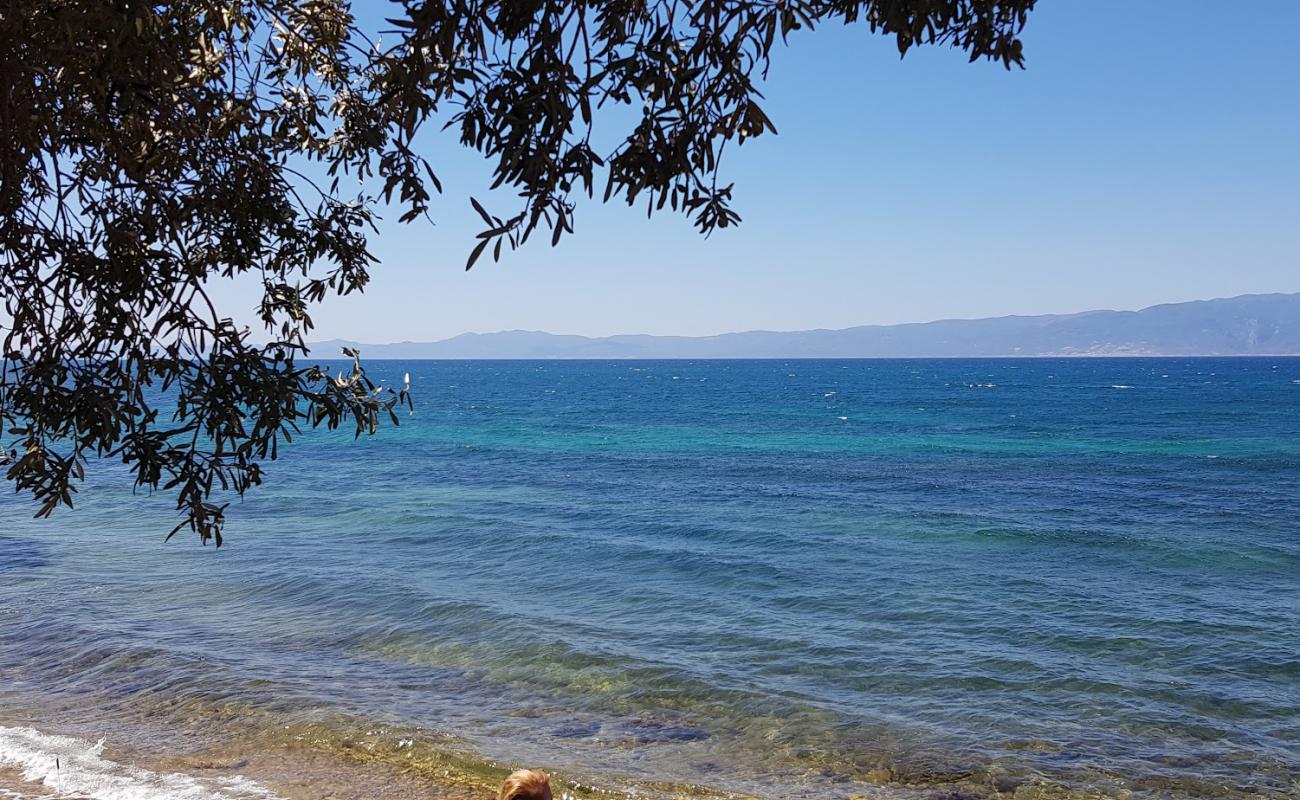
220 1 1300 342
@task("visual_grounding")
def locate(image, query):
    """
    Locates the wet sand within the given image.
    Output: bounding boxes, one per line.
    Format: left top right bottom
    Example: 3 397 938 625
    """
0 731 491 800
154 748 486 800
0 697 483 800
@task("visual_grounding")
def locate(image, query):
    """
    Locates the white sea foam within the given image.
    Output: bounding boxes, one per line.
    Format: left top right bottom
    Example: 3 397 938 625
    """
0 726 280 800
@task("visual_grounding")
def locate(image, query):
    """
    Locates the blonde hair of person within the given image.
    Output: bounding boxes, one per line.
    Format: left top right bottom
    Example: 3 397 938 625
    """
499 769 553 800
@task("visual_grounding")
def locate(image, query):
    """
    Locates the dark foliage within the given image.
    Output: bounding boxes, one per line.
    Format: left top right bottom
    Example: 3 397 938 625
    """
0 0 1035 544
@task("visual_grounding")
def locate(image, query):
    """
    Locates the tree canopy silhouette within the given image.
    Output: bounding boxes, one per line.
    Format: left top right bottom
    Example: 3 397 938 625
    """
0 0 1036 545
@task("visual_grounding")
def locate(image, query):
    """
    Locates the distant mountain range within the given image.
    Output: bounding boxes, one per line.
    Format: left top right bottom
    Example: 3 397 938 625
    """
310 293 1300 359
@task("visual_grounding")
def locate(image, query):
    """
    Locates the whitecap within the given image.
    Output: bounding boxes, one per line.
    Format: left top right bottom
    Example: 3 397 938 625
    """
0 726 280 800
1110 385 1133 389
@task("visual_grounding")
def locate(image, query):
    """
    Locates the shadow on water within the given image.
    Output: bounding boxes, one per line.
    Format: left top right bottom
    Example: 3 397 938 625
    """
0 537 50 573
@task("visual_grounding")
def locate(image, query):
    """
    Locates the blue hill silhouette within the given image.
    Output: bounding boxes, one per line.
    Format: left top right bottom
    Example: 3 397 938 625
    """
311 293 1300 358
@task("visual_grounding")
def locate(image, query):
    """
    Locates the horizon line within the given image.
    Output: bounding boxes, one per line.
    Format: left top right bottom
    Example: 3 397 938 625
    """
307 291 1298 346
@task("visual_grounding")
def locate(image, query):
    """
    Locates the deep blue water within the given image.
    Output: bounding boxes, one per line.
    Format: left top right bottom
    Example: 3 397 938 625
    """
2 359 1299 798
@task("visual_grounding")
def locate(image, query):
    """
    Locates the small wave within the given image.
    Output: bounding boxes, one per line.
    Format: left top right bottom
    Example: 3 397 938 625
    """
0 726 279 800
1110 384 1134 389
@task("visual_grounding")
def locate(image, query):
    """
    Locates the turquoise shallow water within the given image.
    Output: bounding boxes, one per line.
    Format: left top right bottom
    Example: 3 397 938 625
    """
2 358 1299 798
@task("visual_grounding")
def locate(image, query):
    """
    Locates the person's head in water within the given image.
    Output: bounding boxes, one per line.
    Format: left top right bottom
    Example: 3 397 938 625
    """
499 769 552 800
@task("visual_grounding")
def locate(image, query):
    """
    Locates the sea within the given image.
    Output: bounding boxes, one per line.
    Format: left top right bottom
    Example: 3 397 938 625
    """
1 358 1298 800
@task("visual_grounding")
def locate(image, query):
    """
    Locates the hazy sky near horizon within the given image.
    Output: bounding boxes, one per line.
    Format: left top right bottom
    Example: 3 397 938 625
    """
217 1 1300 342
